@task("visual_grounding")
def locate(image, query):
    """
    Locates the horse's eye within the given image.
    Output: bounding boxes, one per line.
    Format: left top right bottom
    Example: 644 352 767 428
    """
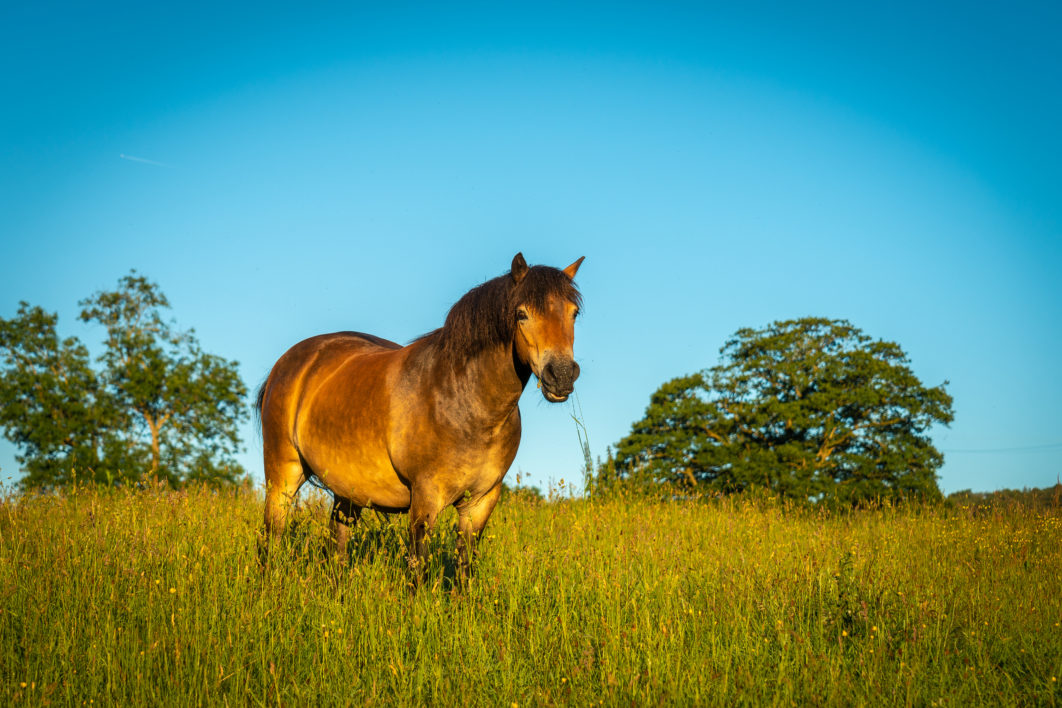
573 309 580 319
516 309 529 321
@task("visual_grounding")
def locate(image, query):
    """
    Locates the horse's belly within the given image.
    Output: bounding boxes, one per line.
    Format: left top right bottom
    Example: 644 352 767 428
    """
305 447 411 510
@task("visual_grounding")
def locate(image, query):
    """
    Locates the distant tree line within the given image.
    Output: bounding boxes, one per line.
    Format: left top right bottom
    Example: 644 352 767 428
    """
946 484 1062 512
593 318 954 505
0 272 247 489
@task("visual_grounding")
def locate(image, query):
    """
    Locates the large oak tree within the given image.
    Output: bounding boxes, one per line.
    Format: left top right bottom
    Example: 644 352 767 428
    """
602 318 954 503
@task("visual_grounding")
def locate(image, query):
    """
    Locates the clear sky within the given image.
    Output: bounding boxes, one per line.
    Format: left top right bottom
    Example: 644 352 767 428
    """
2 1 1060 494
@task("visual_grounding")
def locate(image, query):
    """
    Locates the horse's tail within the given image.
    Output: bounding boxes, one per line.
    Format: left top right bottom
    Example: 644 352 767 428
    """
253 377 268 435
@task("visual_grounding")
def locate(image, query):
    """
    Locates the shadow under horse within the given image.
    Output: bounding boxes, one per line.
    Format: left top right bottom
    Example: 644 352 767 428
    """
255 253 584 584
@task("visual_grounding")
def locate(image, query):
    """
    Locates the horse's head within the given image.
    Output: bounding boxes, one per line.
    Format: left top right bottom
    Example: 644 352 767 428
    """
510 253 584 402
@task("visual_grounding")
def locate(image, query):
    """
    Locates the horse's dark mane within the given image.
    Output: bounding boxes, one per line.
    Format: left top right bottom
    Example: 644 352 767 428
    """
419 265 582 365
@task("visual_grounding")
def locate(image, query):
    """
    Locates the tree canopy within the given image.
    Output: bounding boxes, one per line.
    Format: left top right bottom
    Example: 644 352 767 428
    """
0 272 248 488
600 318 954 503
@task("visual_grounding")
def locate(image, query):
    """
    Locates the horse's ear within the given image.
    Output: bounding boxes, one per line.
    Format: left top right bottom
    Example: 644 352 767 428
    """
511 253 529 283
562 256 585 279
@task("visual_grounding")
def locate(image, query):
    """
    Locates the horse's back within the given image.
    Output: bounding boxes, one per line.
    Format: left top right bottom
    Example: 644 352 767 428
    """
275 330 399 375
295 330 402 356
330 331 403 351
261 331 401 432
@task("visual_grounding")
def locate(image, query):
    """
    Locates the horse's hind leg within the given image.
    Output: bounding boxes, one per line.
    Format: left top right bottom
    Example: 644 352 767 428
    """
330 497 362 561
258 455 307 566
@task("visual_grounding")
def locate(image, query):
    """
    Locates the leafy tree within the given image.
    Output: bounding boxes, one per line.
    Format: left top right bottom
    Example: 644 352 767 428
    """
77 272 249 486
0 304 124 485
604 318 954 504
0 272 248 488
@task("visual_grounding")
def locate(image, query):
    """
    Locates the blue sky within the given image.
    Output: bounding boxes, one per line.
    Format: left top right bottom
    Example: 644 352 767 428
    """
2 1 1060 493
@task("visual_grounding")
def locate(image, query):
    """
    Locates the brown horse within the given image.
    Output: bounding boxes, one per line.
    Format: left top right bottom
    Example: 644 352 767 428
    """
255 253 583 582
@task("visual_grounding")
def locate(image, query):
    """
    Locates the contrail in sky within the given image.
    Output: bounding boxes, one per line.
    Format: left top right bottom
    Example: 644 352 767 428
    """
119 153 172 168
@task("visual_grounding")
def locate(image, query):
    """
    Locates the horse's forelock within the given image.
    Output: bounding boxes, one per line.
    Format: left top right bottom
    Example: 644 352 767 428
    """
515 265 582 315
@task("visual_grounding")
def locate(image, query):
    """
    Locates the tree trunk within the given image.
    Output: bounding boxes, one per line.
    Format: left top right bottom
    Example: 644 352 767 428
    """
143 411 171 476
145 415 160 474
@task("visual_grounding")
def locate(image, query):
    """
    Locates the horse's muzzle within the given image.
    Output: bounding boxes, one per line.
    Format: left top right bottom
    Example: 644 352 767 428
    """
540 357 580 402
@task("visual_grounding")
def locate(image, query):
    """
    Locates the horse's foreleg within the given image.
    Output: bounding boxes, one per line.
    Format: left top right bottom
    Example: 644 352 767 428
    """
330 497 362 561
407 487 445 587
455 483 503 583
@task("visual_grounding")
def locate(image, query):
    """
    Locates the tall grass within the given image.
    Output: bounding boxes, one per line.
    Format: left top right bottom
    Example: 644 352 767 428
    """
2 485 1059 705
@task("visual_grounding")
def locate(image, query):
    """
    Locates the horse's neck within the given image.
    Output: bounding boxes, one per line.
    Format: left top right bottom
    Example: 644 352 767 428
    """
438 343 529 428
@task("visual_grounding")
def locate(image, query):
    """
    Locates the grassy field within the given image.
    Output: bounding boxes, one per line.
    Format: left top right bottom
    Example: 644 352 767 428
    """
1 485 1060 706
